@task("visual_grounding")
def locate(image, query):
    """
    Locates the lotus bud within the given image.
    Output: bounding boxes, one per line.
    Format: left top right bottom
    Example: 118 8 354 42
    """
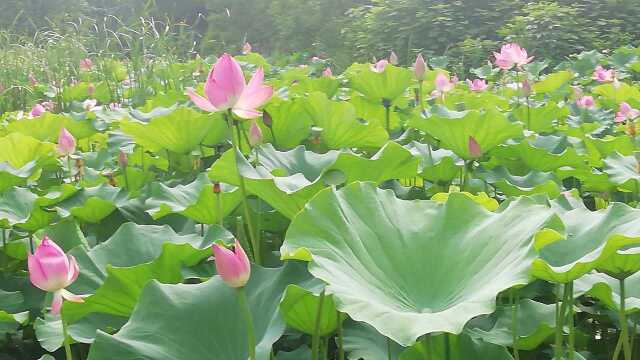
322 67 333 77
468 136 482 158
80 58 93 71
248 120 263 147
30 104 46 118
57 128 76 156
28 236 84 314
212 239 251 288
389 51 399 65
87 83 96 96
414 54 427 80
118 150 128 168
262 110 273 128
576 96 595 109
28 73 38 86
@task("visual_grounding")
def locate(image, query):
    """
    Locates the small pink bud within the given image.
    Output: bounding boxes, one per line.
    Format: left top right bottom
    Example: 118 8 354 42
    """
242 42 252 55
213 182 221 194
262 110 272 128
371 59 389 73
521 79 531 96
87 83 96 96
57 128 76 156
576 96 595 109
414 54 427 80
80 58 93 71
28 73 38 86
468 136 482 158
322 67 333 77
118 150 128 167
248 120 263 146
30 104 46 118
389 51 399 65
212 239 251 288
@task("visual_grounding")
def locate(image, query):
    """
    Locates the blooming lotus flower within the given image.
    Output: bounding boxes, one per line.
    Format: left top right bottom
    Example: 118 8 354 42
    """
468 136 482 158
28 236 84 314
212 239 250 288
242 42 252 55
493 43 533 70
389 51 399 65
467 79 488 92
435 73 454 93
371 59 389 73
57 128 76 155
186 54 273 119
615 102 640 123
30 104 46 118
248 120 263 146
592 65 614 83
576 96 595 109
414 54 427 80
322 67 333 77
80 58 93 71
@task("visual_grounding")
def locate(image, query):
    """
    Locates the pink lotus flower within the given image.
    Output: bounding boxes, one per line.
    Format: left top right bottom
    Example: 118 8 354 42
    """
389 51 399 65
468 136 482 158
57 128 76 155
80 58 93 71
28 236 84 314
414 54 427 80
467 79 488 92
370 59 389 73
615 102 640 123
592 65 614 83
242 42 252 55
186 54 273 119
212 239 250 288
435 73 454 93
322 67 333 77
248 120 263 146
493 43 533 70
30 104 46 118
576 96 595 109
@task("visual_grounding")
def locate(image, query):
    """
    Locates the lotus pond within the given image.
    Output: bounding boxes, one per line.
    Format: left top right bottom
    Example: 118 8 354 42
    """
1 44 640 360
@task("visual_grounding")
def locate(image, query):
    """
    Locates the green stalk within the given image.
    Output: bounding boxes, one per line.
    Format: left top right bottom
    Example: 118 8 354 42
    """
619 278 632 360
383 100 391 134
387 338 392 360
554 283 566 360
311 289 326 360
614 334 623 360
511 289 520 360
444 334 451 360
216 191 224 227
566 282 575 360
66 155 74 184
225 112 261 265
336 311 345 360
61 314 73 360
236 287 256 360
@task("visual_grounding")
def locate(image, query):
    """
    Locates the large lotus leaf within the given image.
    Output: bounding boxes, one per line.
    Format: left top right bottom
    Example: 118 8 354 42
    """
87 262 311 360
583 136 635 162
444 91 510 111
431 192 499 211
7 112 96 141
531 70 574 94
477 166 561 198
349 95 402 131
282 182 554 345
513 101 569 133
210 143 417 219
0 290 29 334
0 187 38 227
145 173 242 224
493 135 587 172
53 184 130 223
0 162 39 191
592 82 640 107
0 133 55 169
279 284 340 336
464 299 556 350
289 76 340 98
276 346 312 360
35 313 126 352
303 92 388 149
575 271 640 313
264 99 313 149
603 152 640 192
554 168 613 193
120 107 217 154
405 142 461 183
408 108 523 160
346 63 412 103
63 223 231 323
343 320 405 360
398 333 513 360
532 196 640 283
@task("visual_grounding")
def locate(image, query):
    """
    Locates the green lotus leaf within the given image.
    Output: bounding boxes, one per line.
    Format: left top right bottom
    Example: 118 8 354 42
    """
35 313 126 352
430 192 499 211
465 299 556 350
236 52 272 73
531 71 573 94
592 82 640 107
405 142 461 183
583 136 635 162
343 320 405 360
554 168 613 193
7 112 96 141
575 271 640 313
408 108 523 160
210 143 417 219
0 187 38 228
264 98 313 149
513 102 569 133
303 92 388 149
493 135 587 172
279 284 341 336
0 161 40 191
120 107 218 154
477 166 561 198
349 95 403 131
603 152 640 192
0 133 56 169
532 196 640 283
290 77 340 98
145 173 242 224
444 91 509 111
54 184 128 223
346 63 412 103
398 333 513 360
63 223 231 324
0 289 29 334
282 182 554 345
87 262 311 360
